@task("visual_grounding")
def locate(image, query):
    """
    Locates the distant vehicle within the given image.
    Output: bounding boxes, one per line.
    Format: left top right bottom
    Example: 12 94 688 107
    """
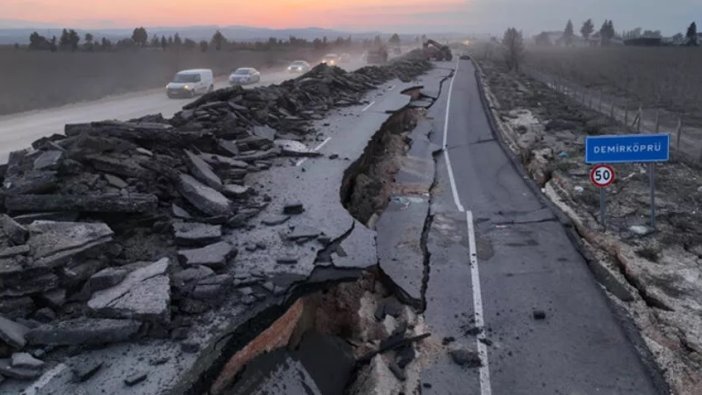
166 69 213 98
229 67 261 85
423 39 453 61
321 54 340 66
460 54 471 60
287 60 311 73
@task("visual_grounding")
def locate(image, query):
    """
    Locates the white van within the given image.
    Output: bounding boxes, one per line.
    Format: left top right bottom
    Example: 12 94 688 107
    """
166 69 214 98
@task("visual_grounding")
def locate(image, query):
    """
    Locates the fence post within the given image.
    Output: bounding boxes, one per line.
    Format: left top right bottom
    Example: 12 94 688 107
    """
636 106 642 131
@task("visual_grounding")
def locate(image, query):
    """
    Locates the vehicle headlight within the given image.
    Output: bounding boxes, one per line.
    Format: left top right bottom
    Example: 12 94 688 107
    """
184 85 191 90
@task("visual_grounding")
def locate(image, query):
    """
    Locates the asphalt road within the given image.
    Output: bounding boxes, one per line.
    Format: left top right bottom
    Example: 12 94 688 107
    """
0 60 365 163
422 59 664 394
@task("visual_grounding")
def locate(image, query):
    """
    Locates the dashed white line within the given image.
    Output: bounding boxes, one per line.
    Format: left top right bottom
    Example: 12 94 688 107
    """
466 210 492 395
295 136 333 167
361 101 376 112
442 59 465 212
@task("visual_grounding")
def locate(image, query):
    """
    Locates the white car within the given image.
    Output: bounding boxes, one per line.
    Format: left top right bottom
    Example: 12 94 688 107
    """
229 67 261 86
166 69 213 98
287 60 311 74
321 54 340 66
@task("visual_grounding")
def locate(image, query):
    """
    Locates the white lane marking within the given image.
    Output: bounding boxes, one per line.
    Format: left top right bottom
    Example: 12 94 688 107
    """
388 85 396 91
361 101 376 112
442 59 465 212
466 210 492 395
25 363 67 395
295 136 333 167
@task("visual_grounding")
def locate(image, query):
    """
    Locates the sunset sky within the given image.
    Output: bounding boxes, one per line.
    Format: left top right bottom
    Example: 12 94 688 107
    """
2 0 698 34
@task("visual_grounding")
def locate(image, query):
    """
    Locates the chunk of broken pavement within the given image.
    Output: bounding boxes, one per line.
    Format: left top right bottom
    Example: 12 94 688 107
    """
173 222 222 246
72 360 103 382
178 174 232 217
185 150 223 191
11 352 44 369
449 345 482 368
275 139 321 157
283 202 304 215
0 358 41 380
178 241 235 269
5 193 158 213
33 150 64 171
1 214 28 245
253 125 276 141
261 215 290 226
276 256 298 265
223 184 251 198
172 204 193 219
125 371 148 386
27 221 113 268
0 315 29 349
104 174 128 189
88 267 129 292
27 318 141 346
88 258 171 322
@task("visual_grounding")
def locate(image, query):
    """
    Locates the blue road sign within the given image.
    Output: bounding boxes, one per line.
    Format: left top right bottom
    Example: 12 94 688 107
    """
585 134 670 164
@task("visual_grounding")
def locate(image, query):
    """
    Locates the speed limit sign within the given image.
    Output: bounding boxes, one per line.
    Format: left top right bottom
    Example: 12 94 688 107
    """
590 164 615 188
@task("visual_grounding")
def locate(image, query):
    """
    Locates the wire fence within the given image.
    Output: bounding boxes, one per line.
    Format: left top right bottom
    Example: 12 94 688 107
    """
522 66 702 163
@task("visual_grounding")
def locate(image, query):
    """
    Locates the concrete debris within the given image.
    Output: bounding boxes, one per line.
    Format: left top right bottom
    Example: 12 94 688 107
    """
33 150 63 171
71 360 103 382
178 174 232 217
1 214 27 245
275 139 321 157
26 221 113 268
0 315 29 349
27 318 141 346
5 193 158 213
11 352 44 369
88 258 171 322
88 267 129 293
174 222 222 246
177 241 235 269
283 202 305 215
449 345 482 368
261 215 290 226
533 310 547 320
124 371 148 386
0 358 41 380
185 150 223 191
0 51 434 392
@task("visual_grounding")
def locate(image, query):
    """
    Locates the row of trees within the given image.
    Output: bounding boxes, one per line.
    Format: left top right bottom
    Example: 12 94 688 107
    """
537 19 699 47
24 27 411 53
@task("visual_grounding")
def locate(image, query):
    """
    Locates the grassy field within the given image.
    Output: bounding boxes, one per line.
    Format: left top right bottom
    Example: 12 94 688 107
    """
523 46 702 123
0 47 326 115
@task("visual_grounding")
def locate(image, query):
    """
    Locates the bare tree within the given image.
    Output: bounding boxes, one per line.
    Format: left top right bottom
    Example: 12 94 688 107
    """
502 28 525 71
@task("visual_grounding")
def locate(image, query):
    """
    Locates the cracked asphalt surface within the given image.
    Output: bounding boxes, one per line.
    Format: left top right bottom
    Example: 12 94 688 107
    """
421 60 664 394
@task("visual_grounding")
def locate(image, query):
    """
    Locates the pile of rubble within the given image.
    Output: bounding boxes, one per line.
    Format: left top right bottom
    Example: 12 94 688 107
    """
0 53 431 381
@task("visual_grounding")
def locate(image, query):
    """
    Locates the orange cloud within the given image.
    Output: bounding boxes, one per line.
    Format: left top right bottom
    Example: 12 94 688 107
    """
3 0 469 29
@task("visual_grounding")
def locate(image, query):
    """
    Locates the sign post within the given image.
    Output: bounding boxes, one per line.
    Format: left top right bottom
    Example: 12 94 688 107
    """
585 133 670 230
590 164 615 229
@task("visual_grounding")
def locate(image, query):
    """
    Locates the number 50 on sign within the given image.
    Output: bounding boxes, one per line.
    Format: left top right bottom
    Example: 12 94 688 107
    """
590 165 615 188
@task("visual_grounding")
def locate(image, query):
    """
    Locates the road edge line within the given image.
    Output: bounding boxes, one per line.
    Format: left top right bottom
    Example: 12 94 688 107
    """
466 210 492 395
442 60 465 212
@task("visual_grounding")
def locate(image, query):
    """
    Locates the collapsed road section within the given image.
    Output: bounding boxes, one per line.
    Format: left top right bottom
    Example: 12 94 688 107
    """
0 52 443 394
